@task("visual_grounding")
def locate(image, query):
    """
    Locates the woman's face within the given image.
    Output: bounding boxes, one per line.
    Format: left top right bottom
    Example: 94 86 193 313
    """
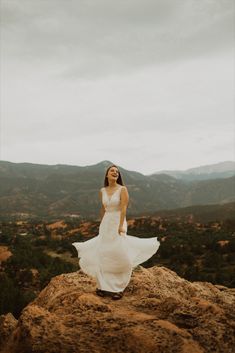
107 166 119 182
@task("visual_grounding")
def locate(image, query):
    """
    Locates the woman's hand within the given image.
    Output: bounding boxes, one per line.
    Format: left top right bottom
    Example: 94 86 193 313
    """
118 225 125 236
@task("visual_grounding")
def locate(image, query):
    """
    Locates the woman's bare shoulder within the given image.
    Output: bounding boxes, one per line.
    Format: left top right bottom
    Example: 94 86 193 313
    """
120 185 128 192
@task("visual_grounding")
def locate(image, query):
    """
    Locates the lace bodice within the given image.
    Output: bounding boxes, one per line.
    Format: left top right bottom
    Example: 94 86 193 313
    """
101 186 123 212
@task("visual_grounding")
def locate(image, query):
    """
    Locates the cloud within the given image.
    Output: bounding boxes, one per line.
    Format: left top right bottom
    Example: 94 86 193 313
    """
1 0 234 173
1 0 234 77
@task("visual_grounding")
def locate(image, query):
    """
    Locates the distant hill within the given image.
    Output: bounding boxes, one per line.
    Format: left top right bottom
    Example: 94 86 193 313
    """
145 201 235 223
0 160 234 220
151 161 235 181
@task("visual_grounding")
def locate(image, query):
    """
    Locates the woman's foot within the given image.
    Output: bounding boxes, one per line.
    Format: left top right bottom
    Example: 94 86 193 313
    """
111 292 123 300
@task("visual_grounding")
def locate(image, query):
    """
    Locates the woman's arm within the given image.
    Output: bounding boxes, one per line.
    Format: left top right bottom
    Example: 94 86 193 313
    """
99 189 105 222
118 186 129 234
100 206 105 222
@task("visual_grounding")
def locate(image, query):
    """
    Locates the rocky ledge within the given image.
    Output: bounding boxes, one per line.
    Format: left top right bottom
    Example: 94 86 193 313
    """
0 266 235 353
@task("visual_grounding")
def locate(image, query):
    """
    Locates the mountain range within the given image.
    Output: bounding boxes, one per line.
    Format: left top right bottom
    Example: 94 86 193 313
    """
0 160 234 220
151 160 235 181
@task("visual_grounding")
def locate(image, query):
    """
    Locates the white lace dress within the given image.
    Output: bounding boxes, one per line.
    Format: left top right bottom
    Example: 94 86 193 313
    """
72 186 160 293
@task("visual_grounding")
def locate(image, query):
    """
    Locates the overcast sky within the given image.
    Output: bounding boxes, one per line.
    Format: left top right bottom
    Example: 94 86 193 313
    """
0 0 234 175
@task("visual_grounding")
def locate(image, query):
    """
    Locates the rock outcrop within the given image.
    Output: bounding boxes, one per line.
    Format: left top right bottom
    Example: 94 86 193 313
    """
0 266 235 353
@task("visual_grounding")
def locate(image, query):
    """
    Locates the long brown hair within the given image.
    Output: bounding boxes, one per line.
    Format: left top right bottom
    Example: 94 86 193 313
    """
104 164 124 187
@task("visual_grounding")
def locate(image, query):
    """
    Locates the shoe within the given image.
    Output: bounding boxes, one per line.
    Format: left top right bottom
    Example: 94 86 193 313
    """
95 288 106 297
111 292 123 300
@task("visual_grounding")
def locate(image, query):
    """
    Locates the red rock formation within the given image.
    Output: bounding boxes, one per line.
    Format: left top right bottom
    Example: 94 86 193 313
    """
0 266 234 353
46 221 67 230
217 240 229 247
0 246 12 264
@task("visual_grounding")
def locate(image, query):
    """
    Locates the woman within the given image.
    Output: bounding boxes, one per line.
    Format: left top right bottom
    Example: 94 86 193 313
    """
72 164 160 300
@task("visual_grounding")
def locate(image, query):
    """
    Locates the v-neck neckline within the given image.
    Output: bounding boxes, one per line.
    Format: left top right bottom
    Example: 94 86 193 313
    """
104 186 121 200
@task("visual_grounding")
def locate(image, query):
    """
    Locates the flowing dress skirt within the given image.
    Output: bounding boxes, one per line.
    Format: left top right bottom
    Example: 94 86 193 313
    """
72 210 160 292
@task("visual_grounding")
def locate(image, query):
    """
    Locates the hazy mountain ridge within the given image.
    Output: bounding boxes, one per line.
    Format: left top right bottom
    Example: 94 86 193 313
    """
151 161 235 181
0 160 234 220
